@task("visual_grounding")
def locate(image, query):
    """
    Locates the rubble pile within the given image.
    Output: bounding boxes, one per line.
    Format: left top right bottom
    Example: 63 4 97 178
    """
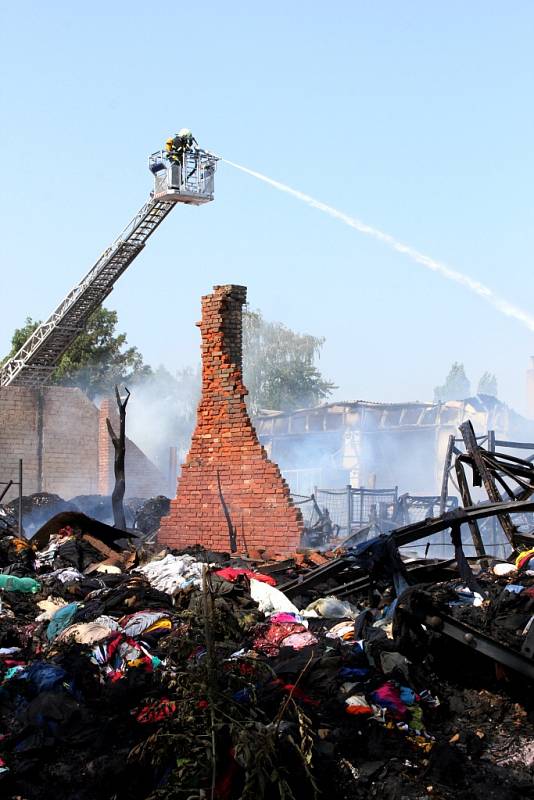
6 494 72 536
4 493 171 539
0 511 533 799
131 496 171 539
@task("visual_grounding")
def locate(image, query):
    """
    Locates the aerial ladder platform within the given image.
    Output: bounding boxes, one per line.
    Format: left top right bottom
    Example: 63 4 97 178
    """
0 144 218 388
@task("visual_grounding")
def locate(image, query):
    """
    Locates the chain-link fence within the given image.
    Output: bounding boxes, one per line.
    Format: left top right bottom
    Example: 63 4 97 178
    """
291 487 490 556
292 486 399 537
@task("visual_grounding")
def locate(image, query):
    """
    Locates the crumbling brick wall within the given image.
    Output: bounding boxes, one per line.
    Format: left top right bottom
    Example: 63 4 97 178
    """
98 399 168 498
159 284 303 554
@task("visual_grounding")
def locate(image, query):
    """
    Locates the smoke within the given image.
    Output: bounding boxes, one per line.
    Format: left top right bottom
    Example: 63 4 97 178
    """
125 365 200 473
222 159 534 333
264 425 438 498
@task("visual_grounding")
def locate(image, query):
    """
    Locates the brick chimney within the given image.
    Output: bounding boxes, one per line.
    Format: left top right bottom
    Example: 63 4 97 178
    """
159 284 303 554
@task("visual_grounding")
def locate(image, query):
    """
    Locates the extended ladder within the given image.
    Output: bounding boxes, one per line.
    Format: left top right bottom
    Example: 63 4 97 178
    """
0 146 218 388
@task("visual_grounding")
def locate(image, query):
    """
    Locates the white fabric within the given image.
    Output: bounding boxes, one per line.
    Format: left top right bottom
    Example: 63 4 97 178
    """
94 614 121 631
57 622 113 644
35 598 68 621
249 579 300 616
493 562 517 576
95 564 122 574
302 596 359 619
325 620 355 640
34 537 62 568
135 554 207 595
42 567 84 584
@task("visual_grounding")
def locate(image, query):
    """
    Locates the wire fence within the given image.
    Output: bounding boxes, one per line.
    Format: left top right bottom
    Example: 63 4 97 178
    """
291 486 526 559
292 485 399 536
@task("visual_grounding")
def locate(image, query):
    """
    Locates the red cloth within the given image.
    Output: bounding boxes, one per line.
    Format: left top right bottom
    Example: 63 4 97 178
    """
215 567 276 586
270 679 320 706
371 682 408 720
253 621 307 656
215 748 240 800
135 698 177 724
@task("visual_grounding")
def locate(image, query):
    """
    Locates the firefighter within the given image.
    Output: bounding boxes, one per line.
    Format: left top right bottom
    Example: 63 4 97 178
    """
165 129 198 165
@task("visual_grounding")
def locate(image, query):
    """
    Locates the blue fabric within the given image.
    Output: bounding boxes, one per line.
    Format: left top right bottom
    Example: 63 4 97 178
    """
17 662 67 693
233 688 252 704
399 686 416 705
385 598 398 619
46 603 79 642
338 667 369 680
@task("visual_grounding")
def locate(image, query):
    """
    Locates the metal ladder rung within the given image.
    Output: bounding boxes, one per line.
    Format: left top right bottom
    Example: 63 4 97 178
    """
0 197 175 386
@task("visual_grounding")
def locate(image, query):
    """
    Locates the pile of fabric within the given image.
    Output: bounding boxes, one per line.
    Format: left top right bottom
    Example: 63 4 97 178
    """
0 515 533 800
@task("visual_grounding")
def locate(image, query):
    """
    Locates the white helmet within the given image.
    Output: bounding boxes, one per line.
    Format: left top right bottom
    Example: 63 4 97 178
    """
178 128 192 138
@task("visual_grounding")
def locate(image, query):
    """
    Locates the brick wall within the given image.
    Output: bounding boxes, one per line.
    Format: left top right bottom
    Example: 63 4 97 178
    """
0 388 40 501
159 284 303 555
98 399 168 498
0 386 97 502
41 388 98 497
0 386 166 503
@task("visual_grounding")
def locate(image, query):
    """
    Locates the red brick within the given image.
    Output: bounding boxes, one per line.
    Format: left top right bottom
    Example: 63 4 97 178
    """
159 285 302 554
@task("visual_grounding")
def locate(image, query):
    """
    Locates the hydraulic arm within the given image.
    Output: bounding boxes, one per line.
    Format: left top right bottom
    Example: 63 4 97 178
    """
0 144 217 388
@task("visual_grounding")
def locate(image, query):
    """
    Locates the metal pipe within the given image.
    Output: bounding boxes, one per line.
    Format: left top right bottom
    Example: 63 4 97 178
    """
346 484 352 536
18 458 22 536
0 480 13 503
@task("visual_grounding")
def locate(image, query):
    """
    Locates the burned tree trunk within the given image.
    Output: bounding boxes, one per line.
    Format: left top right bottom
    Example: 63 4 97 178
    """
106 385 130 529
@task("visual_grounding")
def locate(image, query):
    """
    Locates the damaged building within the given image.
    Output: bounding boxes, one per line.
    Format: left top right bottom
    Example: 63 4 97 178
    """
255 395 534 496
159 284 303 555
2 133 534 800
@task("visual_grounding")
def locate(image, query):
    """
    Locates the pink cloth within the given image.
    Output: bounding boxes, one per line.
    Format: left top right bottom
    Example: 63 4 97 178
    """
270 612 301 624
371 682 408 720
279 632 318 650
253 622 307 656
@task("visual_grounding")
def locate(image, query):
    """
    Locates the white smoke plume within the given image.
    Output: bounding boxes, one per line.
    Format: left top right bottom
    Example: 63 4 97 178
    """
222 159 534 333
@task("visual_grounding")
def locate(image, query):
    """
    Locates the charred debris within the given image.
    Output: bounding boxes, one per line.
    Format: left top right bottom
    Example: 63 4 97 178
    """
1 426 534 798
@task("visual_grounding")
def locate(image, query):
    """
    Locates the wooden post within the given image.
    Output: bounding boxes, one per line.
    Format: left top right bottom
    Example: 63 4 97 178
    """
106 385 130 529
439 434 455 515
454 457 487 560
460 420 516 546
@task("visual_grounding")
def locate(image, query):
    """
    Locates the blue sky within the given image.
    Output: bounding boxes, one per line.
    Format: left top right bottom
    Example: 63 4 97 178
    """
1 2 533 412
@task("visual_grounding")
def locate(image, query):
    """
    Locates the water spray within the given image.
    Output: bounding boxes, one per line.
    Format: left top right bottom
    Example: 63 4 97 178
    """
221 158 534 333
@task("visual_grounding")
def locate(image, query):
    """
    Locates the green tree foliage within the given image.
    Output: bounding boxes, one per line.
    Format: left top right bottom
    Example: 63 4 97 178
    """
242 309 336 413
434 362 471 403
8 317 41 356
477 371 498 397
6 308 151 399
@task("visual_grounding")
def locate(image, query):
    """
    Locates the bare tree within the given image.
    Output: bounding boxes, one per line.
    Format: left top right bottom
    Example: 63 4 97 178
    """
106 385 130 529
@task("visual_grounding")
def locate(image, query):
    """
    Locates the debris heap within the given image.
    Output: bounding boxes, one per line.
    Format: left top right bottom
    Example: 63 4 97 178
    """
0 505 533 799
